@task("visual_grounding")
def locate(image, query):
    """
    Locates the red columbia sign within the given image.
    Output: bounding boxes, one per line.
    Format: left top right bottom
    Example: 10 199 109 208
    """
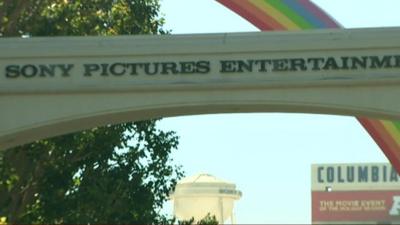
312 191 400 223
312 163 400 224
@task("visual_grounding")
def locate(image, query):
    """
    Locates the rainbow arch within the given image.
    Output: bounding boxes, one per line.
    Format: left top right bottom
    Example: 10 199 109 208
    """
216 0 400 172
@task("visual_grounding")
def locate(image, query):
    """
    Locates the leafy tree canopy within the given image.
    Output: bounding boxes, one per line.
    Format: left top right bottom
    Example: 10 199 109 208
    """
178 213 219 225
0 0 166 37
0 0 183 224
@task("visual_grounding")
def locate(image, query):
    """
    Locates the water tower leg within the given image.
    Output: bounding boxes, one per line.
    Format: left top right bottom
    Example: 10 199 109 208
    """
219 197 224 224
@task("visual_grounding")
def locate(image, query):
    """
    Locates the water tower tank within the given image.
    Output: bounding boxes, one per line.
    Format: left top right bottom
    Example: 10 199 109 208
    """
170 173 242 224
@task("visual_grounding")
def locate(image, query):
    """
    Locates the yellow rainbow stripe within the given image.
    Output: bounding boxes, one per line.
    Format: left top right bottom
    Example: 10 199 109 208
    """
249 0 301 30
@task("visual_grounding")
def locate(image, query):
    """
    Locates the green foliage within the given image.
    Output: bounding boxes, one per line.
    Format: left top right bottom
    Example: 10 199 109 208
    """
178 213 219 225
0 121 183 224
0 0 183 224
0 0 166 37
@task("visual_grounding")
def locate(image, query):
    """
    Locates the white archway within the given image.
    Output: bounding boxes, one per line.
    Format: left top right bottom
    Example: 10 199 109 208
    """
2 28 400 149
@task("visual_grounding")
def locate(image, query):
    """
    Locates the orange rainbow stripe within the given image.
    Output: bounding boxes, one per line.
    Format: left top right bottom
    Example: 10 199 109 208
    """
216 0 400 172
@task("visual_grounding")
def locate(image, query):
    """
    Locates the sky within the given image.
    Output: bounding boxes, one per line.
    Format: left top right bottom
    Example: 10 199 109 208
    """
157 0 400 224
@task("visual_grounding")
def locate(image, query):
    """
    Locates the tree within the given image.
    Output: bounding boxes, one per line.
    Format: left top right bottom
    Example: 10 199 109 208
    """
178 213 219 225
0 0 166 37
0 0 183 224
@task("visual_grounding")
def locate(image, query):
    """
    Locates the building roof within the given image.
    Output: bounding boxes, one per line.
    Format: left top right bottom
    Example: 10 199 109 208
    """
178 173 233 185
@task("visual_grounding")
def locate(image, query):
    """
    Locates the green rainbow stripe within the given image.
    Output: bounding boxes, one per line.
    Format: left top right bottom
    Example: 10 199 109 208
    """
216 0 400 172
266 0 313 29
217 0 339 30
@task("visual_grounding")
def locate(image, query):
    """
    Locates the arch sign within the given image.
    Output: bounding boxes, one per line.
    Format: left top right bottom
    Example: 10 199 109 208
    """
0 0 400 171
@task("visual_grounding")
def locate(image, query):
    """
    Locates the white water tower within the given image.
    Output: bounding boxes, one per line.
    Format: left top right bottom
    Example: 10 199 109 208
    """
170 173 242 224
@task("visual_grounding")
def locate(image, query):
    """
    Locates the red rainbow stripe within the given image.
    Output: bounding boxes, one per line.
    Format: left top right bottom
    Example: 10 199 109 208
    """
216 0 400 172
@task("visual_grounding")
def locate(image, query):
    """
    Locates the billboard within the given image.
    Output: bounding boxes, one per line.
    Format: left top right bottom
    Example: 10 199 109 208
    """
312 190 400 223
312 163 400 224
